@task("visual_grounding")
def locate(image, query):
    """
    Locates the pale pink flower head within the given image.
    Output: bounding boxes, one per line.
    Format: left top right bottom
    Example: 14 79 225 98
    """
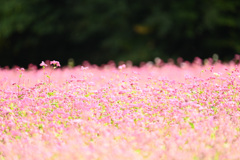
50 60 61 67
40 61 48 67
118 64 126 70
16 67 25 72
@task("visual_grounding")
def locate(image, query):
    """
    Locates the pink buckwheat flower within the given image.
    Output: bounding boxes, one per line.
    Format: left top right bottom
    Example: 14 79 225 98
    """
40 61 48 67
50 60 61 67
16 68 25 72
118 64 126 70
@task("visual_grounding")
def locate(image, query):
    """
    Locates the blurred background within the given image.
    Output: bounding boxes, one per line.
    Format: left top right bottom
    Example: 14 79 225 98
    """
0 0 240 68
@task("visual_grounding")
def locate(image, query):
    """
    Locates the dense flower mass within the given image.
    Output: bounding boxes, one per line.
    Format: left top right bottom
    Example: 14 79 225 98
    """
0 58 240 159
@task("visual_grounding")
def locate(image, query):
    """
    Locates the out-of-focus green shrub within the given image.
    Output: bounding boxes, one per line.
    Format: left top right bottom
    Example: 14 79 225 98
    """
0 0 239 67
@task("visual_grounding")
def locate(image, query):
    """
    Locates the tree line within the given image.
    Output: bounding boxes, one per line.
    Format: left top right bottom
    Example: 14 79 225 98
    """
0 0 239 67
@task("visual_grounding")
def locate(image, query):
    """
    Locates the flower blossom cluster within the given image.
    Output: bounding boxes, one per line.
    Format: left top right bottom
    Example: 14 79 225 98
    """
50 60 61 67
0 58 240 159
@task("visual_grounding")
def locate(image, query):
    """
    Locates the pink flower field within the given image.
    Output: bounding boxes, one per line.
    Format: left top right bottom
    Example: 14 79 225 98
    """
1 58 240 160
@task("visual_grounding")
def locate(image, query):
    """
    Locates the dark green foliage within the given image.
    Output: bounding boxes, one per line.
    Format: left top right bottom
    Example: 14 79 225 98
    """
0 0 240 67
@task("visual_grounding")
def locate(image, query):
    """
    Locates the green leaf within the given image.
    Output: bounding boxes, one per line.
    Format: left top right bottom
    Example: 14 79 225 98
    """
189 122 194 129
